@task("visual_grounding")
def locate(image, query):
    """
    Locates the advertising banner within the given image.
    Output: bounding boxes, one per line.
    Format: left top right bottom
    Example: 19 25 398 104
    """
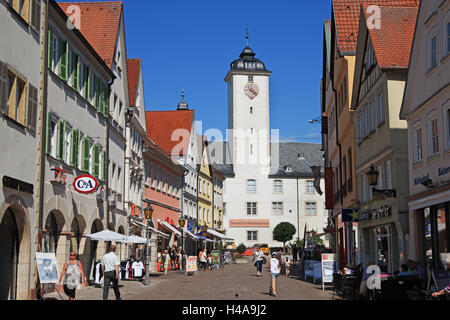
185 256 198 275
321 253 337 290
36 252 59 284
212 250 220 266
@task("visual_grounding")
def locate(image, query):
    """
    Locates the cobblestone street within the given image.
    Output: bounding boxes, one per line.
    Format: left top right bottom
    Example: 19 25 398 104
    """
45 260 334 301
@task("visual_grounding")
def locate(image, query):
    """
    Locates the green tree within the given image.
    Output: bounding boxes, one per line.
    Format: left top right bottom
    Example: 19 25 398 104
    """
273 222 296 248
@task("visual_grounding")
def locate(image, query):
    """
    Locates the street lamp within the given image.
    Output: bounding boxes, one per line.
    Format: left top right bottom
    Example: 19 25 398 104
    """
179 216 185 273
366 164 397 198
143 204 153 285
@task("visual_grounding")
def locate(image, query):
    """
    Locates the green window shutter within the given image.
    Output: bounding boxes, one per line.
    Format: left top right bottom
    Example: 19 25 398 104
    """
84 66 89 101
71 128 77 166
57 121 64 161
102 150 107 181
94 76 99 110
59 39 68 81
72 54 78 91
62 121 67 162
47 29 53 69
45 112 51 155
93 144 100 177
103 85 109 118
82 138 91 172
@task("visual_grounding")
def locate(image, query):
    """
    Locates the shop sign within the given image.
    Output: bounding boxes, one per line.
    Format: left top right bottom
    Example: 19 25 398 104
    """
97 186 106 202
438 165 450 177
2 175 33 195
360 206 392 222
414 174 430 186
73 174 98 194
51 167 67 185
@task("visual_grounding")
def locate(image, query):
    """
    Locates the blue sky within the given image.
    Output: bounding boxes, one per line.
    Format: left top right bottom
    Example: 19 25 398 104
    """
74 0 332 143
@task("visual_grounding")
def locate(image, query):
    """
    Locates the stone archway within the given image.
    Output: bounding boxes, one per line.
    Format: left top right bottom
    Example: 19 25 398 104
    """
0 202 31 300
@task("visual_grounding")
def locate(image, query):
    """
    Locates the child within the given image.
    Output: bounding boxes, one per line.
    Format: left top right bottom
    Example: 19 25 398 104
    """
207 254 212 270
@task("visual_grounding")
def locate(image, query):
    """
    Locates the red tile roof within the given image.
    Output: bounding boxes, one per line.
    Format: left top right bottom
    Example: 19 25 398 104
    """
57 1 123 68
145 110 194 156
127 58 141 106
332 0 419 53
363 4 418 69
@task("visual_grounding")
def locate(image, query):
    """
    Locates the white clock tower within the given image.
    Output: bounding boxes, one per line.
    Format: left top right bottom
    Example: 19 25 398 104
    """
222 34 275 247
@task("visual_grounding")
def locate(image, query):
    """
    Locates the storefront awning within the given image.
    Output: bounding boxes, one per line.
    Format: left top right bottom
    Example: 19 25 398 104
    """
207 229 234 241
195 235 215 242
183 228 200 241
128 219 170 239
159 220 181 237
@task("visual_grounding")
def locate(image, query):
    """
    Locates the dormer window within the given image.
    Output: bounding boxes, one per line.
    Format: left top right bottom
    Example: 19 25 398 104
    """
245 62 256 69
285 165 293 173
298 153 305 160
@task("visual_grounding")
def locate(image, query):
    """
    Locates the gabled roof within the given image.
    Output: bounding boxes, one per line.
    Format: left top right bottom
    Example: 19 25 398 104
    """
57 1 123 68
145 110 194 156
332 0 419 54
127 58 141 106
362 4 418 69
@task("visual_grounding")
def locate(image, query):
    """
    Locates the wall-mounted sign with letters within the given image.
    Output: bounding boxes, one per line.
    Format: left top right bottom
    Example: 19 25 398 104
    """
73 175 98 194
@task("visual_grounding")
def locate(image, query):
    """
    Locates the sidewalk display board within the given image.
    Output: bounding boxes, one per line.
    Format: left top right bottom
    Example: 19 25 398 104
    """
186 256 198 276
212 250 220 266
304 260 314 280
36 252 59 284
321 253 336 290
313 261 322 283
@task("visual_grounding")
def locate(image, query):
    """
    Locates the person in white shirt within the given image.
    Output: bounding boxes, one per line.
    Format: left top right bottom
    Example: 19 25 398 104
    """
269 252 281 297
254 249 265 277
101 245 121 300
284 256 291 277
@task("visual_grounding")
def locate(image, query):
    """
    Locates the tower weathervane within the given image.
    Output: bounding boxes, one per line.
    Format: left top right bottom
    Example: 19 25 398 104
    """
245 26 249 47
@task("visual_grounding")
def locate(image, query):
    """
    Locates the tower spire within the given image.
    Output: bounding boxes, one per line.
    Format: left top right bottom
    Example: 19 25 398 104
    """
245 26 249 47
177 88 189 110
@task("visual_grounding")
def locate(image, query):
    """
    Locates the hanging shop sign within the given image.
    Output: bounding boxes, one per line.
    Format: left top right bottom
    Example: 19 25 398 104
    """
50 166 67 185
359 206 392 222
97 186 106 202
73 174 98 194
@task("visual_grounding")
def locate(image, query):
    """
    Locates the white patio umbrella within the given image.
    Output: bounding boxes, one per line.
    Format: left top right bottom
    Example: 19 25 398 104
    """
85 229 128 242
123 235 148 244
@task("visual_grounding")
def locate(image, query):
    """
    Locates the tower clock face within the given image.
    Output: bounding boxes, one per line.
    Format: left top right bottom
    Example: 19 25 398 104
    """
244 82 259 100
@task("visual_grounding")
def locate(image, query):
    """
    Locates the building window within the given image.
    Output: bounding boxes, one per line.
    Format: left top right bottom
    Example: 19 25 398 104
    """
413 125 423 162
445 104 450 150
429 34 437 70
273 180 282 193
306 181 315 194
247 231 257 241
247 179 256 193
305 202 316 216
428 115 440 155
385 161 392 189
250 106 253 114
369 99 376 133
6 69 27 125
272 202 283 216
377 89 385 125
156 166 161 191
247 202 257 215
447 21 450 55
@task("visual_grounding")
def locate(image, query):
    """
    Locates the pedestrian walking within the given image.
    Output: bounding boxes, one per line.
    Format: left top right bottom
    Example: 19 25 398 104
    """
285 256 291 277
101 245 121 300
253 248 265 277
207 254 212 270
269 252 281 297
292 245 298 265
59 251 86 301
200 249 207 270
163 249 171 275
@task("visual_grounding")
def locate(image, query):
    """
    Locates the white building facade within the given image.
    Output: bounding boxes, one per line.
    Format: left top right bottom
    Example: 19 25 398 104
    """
0 0 45 300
